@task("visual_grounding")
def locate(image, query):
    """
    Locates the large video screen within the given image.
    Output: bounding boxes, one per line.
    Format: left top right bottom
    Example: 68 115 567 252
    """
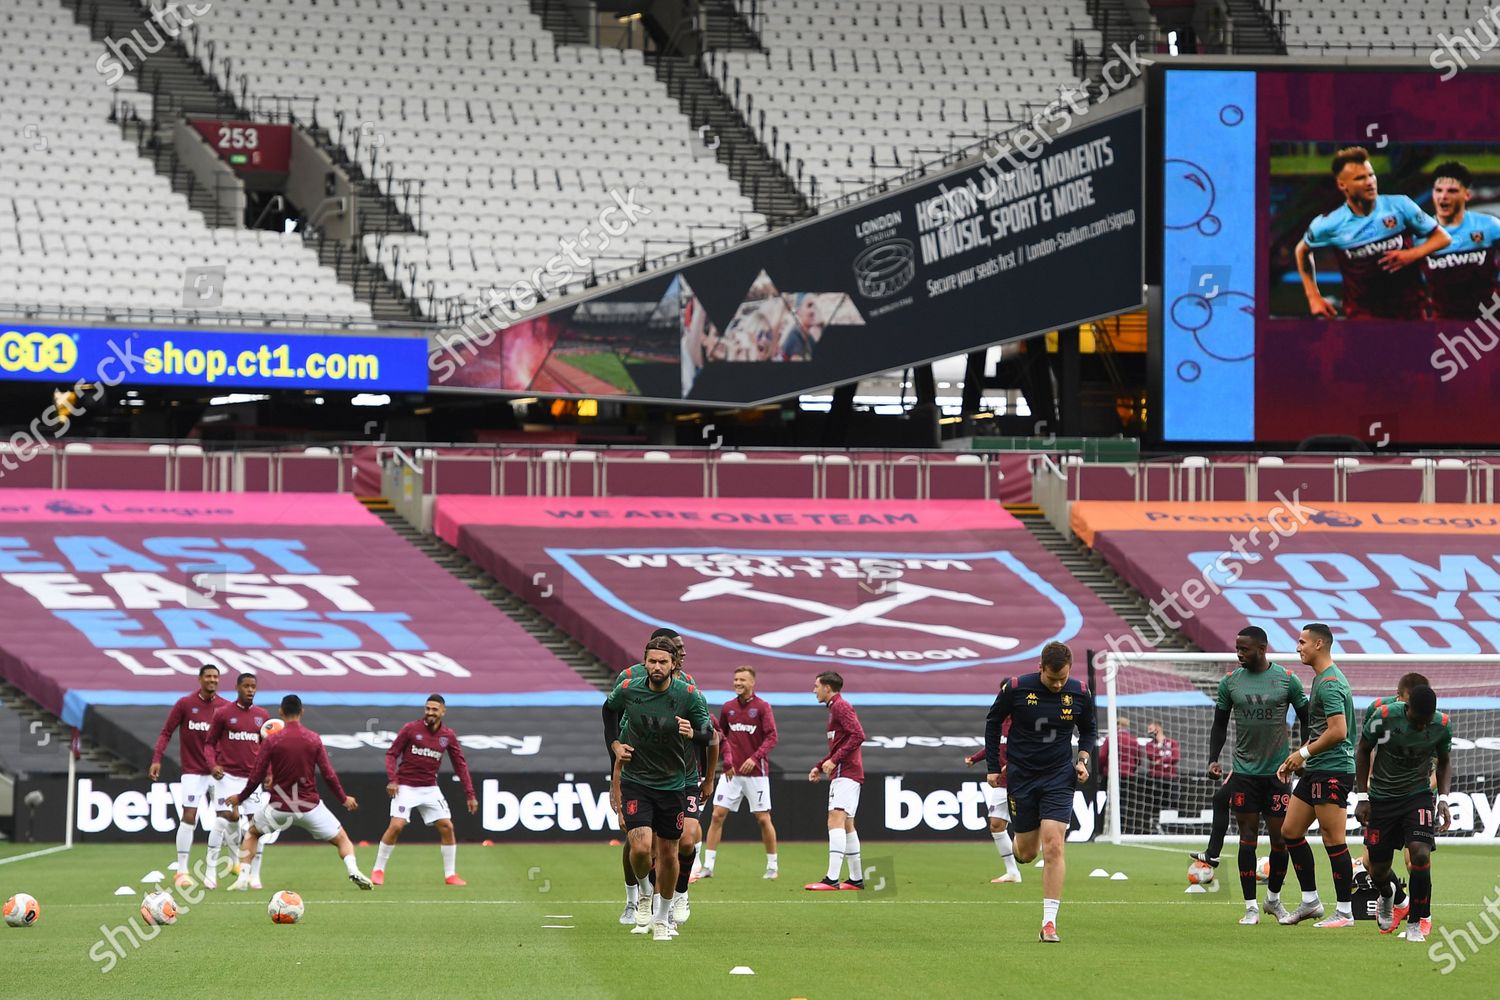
433 111 1143 406
1158 67 1500 446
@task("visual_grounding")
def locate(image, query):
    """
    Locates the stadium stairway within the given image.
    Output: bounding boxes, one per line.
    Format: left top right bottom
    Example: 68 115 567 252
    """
0 680 139 780
650 51 813 226
70 0 423 323
700 0 767 51
357 498 616 692
1006 504 1198 654
1223 0 1288 53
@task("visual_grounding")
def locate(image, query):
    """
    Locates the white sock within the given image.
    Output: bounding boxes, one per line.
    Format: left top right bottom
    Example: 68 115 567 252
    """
206 825 223 870
1246 899 1259 911
1336 901 1352 918
626 883 640 906
441 844 457 878
375 841 394 871
826 829 847 881
1043 898 1060 925
845 832 863 881
653 894 667 921
766 852 778 870
1266 891 1280 904
992 831 1019 874
251 845 264 880
702 849 717 872
652 893 662 919
1302 890 1319 904
343 853 359 877
175 821 193 871
643 875 654 899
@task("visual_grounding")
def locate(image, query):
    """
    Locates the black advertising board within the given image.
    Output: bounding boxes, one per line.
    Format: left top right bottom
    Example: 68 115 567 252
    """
432 110 1144 405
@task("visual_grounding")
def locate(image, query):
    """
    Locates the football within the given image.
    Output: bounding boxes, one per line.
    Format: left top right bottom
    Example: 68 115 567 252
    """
3 893 39 928
1256 857 1271 884
141 891 178 926
268 890 305 924
1187 861 1216 885
260 718 286 739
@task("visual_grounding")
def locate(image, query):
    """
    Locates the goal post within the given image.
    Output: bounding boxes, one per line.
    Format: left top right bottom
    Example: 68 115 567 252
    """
1095 652 1500 846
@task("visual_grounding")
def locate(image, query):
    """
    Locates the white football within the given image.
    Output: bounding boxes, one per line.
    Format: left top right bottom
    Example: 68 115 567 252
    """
260 718 285 739
1256 857 1271 884
1187 861 1216 885
268 890 304 924
141 890 178 926
3 893 39 928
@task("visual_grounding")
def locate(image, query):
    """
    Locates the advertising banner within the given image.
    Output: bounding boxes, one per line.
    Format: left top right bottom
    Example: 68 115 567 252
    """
1076 500 1500 669
432 111 1143 405
0 491 595 726
0 324 429 392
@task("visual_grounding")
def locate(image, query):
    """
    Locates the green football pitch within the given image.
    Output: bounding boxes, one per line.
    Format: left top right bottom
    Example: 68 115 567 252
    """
2 840 1497 998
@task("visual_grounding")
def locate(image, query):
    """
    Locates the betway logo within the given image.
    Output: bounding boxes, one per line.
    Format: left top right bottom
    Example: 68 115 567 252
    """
729 723 758 734
863 736 983 750
321 731 541 755
480 779 618 833
76 779 189 834
227 730 259 742
187 721 210 733
409 745 443 761
883 777 1100 841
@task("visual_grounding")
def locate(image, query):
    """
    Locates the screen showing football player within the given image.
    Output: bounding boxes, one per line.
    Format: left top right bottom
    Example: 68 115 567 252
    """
985 642 1096 942
1274 624 1358 927
202 671 270 889
1295 146 1449 319
1425 161 1500 319
805 672 868 893
225 694 374 891
372 694 478 887
1203 626 1310 924
700 666 780 882
1356 683 1450 942
605 637 714 941
148 663 230 890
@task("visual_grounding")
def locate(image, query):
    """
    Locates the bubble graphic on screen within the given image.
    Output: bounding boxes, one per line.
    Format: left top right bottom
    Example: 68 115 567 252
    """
1164 158 1220 235
1170 293 1213 333
1192 290 1254 363
1219 105 1244 127
1176 360 1202 383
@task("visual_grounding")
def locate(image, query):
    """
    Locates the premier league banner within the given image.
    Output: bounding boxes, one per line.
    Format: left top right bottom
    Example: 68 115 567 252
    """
0 490 597 727
431 110 1143 406
434 496 1153 702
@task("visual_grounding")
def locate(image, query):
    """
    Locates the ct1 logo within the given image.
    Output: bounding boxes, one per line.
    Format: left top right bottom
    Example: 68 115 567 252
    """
0 330 77 374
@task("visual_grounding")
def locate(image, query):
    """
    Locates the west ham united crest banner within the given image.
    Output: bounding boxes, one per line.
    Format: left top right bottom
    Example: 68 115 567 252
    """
430 110 1143 406
434 497 1153 702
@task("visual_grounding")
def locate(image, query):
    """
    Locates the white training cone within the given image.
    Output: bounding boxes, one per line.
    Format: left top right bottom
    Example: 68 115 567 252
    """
1089 868 1110 878
730 967 755 976
1111 872 1129 880
1034 858 1045 868
142 870 165 883
1185 884 1207 894
114 886 134 896
166 862 180 871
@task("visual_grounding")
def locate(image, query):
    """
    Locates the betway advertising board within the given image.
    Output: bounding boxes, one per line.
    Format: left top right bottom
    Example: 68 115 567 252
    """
0 490 594 726
434 497 1152 702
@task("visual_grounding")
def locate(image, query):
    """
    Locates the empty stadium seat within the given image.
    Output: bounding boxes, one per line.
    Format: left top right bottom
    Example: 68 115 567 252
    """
0 0 371 324
185 0 766 321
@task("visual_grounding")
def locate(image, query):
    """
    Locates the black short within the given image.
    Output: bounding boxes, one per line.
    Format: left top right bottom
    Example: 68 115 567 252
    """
1225 772 1291 817
1292 771 1354 808
683 788 707 826
620 782 688 840
1366 792 1437 863
1007 778 1075 835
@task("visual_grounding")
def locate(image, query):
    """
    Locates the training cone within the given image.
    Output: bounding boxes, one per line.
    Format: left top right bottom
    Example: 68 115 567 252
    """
1089 868 1110 878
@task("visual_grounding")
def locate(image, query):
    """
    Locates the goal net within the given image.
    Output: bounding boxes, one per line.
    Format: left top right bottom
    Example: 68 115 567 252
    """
1093 652 1500 845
